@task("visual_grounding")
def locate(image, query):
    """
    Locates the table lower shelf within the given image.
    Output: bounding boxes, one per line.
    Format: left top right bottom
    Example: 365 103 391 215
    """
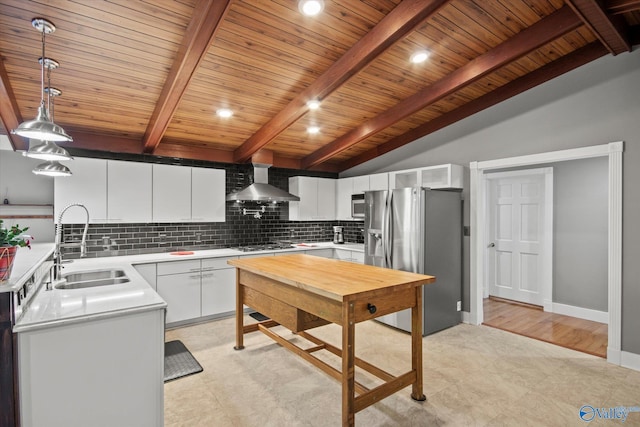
242 320 423 414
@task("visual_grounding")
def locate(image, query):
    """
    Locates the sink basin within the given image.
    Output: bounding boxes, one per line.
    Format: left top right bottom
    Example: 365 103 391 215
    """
55 269 130 290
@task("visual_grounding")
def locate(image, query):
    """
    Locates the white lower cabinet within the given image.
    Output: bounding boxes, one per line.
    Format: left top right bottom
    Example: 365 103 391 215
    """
156 260 201 324
134 263 157 290
18 309 165 427
155 257 238 325
201 257 237 317
334 249 364 263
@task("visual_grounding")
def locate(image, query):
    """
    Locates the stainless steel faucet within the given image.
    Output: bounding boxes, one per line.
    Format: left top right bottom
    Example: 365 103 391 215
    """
50 203 90 287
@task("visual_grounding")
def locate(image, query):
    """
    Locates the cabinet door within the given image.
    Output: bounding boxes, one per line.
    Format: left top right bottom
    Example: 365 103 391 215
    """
192 167 225 222
335 178 353 220
369 173 389 191
107 160 152 222
153 164 191 222
289 176 316 220
54 158 107 223
334 249 352 261
352 176 369 194
156 272 201 323
316 178 335 220
201 268 236 316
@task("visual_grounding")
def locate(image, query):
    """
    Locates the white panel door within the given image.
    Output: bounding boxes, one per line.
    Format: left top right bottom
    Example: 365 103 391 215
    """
488 173 546 305
54 157 107 223
152 164 191 222
335 178 353 220
107 160 152 222
316 178 335 219
192 167 225 222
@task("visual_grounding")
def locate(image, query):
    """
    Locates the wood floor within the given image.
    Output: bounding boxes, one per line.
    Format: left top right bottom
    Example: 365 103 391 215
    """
482 297 608 358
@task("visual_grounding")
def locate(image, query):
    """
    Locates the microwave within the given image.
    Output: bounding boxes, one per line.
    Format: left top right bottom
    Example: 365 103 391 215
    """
351 193 365 218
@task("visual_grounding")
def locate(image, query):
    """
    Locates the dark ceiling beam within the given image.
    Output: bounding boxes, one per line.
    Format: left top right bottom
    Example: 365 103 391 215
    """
339 42 609 171
0 56 27 151
142 0 231 154
606 0 640 14
566 0 631 54
232 0 450 164
302 6 582 169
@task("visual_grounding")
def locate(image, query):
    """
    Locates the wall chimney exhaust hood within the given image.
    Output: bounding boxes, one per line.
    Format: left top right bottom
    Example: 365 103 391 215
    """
226 163 300 203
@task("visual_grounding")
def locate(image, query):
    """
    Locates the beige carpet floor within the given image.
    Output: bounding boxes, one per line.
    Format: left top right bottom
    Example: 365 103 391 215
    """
164 316 640 426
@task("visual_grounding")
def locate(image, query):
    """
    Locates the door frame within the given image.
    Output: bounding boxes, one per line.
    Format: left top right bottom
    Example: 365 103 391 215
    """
484 168 553 308
470 141 623 365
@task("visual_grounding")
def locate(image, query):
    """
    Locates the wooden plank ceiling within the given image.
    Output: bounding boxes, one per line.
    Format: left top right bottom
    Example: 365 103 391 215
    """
1 0 639 172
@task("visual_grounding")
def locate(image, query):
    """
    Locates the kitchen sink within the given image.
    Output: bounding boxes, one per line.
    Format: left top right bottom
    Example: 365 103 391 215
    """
54 269 130 290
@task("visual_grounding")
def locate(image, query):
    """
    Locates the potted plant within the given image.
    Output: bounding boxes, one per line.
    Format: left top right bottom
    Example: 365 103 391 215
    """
1 219 32 282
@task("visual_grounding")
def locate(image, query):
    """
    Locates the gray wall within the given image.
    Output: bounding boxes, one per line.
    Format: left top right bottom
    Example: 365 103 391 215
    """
344 48 640 355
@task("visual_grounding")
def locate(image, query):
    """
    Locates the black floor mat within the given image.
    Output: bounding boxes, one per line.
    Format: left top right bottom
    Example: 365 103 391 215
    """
249 312 270 321
164 340 203 382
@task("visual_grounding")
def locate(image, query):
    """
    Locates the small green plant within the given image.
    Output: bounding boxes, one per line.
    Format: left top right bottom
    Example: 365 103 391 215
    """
0 219 32 248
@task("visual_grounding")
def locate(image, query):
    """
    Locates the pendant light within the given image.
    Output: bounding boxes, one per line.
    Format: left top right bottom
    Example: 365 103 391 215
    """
31 66 72 177
11 18 72 142
24 62 73 161
32 161 72 177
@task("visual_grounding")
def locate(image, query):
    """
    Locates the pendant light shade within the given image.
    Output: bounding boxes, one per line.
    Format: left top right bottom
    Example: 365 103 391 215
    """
13 103 73 141
24 140 72 161
32 161 72 177
11 18 72 143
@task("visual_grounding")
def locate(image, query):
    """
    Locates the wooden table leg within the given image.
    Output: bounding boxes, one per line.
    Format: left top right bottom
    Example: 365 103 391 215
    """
342 299 356 426
234 272 244 350
411 286 426 401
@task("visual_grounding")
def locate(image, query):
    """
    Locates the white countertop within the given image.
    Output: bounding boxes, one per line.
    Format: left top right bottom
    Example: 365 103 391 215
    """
11 242 363 333
0 243 54 293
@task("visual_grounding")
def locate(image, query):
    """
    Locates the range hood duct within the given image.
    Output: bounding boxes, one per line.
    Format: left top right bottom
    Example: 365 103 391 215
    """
226 164 300 202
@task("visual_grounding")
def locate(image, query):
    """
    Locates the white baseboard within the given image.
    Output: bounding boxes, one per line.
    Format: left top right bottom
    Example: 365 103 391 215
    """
461 311 470 324
550 302 608 324
621 351 640 372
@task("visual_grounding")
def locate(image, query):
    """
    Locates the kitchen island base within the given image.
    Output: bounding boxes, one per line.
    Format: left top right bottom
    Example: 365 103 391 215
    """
229 254 434 426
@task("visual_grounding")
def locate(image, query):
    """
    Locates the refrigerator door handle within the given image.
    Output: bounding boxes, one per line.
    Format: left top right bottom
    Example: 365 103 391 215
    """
384 190 394 268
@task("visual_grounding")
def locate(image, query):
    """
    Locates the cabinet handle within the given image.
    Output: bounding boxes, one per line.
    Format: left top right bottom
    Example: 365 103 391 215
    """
189 275 200 280
367 303 377 314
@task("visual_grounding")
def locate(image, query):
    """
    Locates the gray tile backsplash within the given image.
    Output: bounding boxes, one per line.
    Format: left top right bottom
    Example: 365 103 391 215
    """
59 153 364 258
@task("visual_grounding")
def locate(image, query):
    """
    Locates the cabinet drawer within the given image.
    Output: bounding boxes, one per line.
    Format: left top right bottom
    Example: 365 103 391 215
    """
202 256 237 270
157 259 201 276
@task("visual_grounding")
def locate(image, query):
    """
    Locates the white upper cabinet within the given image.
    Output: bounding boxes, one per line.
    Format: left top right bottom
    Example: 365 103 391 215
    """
107 160 152 223
335 177 353 220
152 164 191 222
289 176 336 221
55 157 107 223
389 164 464 190
152 164 225 222
369 173 389 191
192 167 225 222
352 176 369 194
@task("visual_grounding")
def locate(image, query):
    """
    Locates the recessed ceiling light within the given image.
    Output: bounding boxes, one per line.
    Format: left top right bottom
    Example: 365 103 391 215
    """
307 126 320 134
410 50 430 64
299 0 324 16
216 108 233 118
307 100 321 110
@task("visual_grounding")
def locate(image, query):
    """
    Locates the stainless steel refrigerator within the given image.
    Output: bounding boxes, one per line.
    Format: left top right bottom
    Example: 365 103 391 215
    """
364 187 462 336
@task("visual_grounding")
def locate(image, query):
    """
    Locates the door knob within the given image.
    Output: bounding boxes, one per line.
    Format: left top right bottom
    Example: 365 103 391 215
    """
488 242 495 248
367 303 377 314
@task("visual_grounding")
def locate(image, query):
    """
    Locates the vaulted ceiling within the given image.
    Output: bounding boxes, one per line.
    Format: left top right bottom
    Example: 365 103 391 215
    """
1 0 639 173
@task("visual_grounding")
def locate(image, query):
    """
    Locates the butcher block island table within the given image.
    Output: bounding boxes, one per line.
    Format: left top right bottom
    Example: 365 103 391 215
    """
228 254 435 426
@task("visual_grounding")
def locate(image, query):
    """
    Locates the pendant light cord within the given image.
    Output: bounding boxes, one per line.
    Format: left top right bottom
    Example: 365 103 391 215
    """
40 21 46 110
